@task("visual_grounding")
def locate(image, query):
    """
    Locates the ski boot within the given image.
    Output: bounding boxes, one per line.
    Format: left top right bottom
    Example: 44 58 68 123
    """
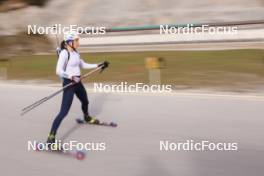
84 114 100 124
46 132 61 151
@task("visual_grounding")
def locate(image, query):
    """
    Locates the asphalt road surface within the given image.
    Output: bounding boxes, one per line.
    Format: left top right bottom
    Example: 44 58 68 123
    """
0 83 263 176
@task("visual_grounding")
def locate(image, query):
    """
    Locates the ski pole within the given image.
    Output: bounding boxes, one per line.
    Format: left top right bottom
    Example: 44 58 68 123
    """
22 26 60 112
21 66 103 116
20 82 74 116
21 96 48 111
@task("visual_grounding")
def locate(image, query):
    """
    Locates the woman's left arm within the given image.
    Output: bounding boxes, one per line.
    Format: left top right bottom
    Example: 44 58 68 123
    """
80 59 98 69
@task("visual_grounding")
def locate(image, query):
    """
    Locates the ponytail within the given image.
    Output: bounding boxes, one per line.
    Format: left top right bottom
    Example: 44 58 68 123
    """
59 40 77 53
60 41 66 50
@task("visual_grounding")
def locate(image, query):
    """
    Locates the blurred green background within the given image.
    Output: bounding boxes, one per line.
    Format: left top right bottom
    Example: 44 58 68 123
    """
1 49 264 91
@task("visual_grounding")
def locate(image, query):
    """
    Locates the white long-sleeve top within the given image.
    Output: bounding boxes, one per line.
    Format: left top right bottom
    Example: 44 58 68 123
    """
56 49 98 79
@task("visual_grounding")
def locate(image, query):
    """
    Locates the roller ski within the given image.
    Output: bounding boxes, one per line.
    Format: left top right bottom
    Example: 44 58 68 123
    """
76 115 117 127
35 134 85 160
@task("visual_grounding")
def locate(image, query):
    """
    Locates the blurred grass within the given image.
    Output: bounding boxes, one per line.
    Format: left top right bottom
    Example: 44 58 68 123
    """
1 49 264 90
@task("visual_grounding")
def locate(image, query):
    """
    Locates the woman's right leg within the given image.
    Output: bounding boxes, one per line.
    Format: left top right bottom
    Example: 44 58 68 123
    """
75 82 99 124
47 79 75 143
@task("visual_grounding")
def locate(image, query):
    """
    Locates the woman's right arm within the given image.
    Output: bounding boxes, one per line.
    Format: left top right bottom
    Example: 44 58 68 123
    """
56 50 71 79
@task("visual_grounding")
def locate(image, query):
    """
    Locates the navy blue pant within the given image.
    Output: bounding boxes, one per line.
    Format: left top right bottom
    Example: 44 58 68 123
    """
50 78 89 135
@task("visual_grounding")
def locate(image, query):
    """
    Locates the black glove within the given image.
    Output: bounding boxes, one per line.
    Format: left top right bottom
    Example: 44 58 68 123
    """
98 61 109 73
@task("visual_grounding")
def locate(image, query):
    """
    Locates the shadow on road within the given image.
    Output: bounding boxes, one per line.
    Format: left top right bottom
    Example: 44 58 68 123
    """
59 93 110 141
59 124 81 142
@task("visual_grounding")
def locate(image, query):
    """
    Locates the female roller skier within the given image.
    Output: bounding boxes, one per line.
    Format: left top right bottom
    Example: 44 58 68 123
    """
47 31 108 144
